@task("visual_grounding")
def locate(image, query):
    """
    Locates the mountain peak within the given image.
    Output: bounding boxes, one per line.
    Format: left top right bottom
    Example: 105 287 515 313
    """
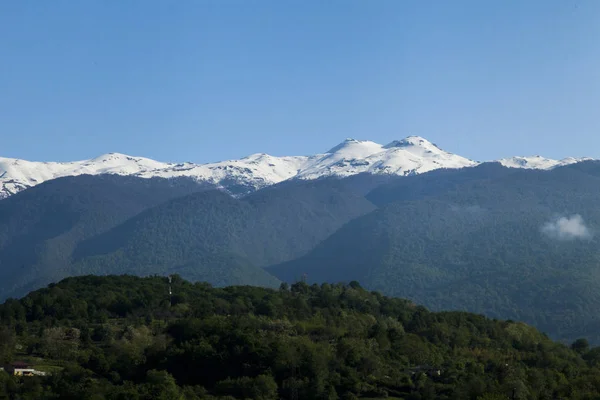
326 138 367 153
383 136 438 149
92 152 130 160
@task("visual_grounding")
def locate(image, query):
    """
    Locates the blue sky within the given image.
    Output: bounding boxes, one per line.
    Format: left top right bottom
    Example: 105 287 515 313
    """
1 0 599 163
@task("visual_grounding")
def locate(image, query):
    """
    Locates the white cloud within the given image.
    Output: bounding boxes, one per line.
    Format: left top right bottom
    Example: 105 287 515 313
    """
541 214 592 241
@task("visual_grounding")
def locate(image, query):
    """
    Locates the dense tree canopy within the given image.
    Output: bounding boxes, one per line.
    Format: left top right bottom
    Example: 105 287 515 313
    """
0 176 374 301
270 162 600 344
2 275 600 399
0 174 213 301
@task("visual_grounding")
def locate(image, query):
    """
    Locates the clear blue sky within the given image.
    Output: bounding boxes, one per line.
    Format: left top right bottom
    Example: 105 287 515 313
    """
1 0 599 163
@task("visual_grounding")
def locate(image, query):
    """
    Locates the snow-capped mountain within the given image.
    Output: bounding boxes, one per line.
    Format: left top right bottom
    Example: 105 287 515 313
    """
0 136 592 199
0 153 172 199
135 153 315 195
296 137 477 179
497 155 594 170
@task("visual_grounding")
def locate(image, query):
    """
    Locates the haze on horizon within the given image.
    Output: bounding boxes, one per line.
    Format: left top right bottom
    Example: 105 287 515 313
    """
2 0 599 163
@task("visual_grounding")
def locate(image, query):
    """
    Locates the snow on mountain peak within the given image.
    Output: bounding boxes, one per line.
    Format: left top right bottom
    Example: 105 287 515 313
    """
384 136 438 150
326 138 380 154
0 153 174 199
296 136 475 180
498 155 593 170
0 136 595 200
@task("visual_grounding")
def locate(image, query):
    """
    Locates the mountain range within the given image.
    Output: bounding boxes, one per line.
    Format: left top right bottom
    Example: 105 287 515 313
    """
3 136 600 346
1 136 591 199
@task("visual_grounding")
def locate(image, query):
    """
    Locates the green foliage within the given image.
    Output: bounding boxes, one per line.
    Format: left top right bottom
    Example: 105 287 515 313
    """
571 338 590 354
0 174 213 301
1 275 600 399
0 327 15 364
0 177 373 300
215 375 277 400
270 162 600 344
70 180 374 287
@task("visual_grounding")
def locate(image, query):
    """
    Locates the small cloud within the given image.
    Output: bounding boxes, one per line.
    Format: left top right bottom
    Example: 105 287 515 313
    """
541 214 592 241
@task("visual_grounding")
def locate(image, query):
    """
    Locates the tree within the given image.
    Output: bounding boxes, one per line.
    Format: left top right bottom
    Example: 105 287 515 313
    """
144 370 183 400
477 394 509 400
41 327 80 360
571 338 590 354
0 327 15 364
216 375 278 400
349 281 362 290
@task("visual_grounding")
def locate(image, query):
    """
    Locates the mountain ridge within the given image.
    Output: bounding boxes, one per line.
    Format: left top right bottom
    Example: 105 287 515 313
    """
1 136 592 199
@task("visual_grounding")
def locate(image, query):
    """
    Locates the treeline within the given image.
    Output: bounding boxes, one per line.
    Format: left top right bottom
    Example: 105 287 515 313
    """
1 276 600 399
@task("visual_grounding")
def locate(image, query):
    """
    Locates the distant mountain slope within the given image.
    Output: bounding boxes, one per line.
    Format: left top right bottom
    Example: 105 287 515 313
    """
69 180 375 287
268 161 600 344
0 178 374 300
0 174 215 299
366 162 515 206
2 136 591 199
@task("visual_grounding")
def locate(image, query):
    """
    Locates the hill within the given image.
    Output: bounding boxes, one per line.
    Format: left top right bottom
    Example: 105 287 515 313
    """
2 275 600 399
269 162 600 344
0 174 215 300
70 179 375 286
365 162 516 206
0 177 375 300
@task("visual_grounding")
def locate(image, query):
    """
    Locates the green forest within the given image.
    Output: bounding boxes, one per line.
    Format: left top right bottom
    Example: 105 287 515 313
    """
269 163 600 344
0 175 373 301
2 275 600 399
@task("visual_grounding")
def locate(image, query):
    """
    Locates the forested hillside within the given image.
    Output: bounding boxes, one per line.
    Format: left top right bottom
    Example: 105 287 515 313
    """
0 175 213 300
68 179 373 287
2 275 600 399
365 163 515 206
270 162 600 344
0 177 374 300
